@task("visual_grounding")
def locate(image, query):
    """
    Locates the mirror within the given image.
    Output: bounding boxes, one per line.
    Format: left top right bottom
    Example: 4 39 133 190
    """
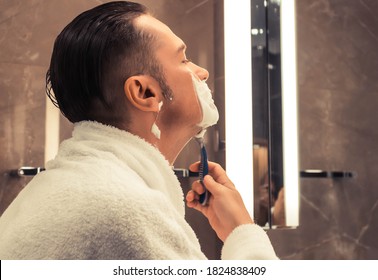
224 0 299 229
251 0 285 228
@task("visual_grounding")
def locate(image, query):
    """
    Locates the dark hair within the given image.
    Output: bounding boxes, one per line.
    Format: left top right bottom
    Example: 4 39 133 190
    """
46 1 170 125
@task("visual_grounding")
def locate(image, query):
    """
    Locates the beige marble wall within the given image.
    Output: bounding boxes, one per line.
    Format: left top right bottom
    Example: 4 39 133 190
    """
267 0 378 259
0 0 113 213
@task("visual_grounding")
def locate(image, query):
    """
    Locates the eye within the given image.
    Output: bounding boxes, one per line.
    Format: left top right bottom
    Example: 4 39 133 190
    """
182 58 192 64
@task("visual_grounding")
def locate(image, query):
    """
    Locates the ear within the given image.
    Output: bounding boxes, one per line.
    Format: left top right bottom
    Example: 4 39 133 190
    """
124 75 161 112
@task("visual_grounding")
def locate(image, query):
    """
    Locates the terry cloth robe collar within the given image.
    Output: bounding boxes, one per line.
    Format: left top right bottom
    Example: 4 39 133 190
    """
47 120 185 217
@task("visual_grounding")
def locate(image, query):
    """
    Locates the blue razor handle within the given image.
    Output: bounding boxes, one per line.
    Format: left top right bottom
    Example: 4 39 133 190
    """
199 144 209 205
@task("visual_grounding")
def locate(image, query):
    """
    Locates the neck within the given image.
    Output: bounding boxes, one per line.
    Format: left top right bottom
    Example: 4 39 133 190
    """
155 132 193 165
117 121 193 166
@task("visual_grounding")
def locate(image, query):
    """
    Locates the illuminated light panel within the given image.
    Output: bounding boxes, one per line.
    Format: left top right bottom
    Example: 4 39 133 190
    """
281 0 300 227
224 0 253 217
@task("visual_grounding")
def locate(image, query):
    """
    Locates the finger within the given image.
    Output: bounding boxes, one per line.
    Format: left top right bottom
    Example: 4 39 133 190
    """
191 180 205 195
186 198 199 209
189 161 200 172
202 174 222 195
206 162 236 189
186 191 200 208
186 190 199 203
192 161 233 188
186 194 208 216
207 161 229 181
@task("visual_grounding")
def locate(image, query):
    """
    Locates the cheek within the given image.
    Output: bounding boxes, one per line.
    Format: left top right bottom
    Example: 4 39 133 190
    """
161 80 202 127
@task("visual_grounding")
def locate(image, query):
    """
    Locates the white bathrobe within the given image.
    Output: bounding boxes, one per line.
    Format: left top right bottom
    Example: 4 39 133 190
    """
0 121 277 260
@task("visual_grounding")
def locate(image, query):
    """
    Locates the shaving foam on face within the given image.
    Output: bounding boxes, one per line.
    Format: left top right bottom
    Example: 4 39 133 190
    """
158 101 163 111
151 101 163 139
191 74 219 138
151 123 161 139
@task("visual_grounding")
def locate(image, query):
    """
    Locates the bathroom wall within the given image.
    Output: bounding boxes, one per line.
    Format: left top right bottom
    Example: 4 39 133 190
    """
267 0 378 259
3 0 376 260
0 0 55 215
0 0 116 213
0 0 222 259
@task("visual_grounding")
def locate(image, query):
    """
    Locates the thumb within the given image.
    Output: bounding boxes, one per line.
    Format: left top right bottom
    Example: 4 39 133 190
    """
203 174 221 195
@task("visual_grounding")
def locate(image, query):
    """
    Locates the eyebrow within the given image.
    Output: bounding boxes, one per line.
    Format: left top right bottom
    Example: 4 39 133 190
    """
176 43 187 55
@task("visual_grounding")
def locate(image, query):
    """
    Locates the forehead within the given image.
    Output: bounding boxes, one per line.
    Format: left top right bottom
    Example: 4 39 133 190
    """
135 15 185 54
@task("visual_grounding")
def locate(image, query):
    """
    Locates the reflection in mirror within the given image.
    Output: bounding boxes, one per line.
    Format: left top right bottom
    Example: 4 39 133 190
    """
224 0 298 228
251 0 299 228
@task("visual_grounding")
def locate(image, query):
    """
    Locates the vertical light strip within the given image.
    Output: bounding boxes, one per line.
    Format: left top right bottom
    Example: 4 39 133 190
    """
224 0 253 217
281 0 299 226
44 95 60 164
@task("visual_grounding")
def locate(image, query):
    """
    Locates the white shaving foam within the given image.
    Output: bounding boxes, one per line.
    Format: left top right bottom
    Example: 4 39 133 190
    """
192 74 219 138
151 101 164 139
151 122 161 139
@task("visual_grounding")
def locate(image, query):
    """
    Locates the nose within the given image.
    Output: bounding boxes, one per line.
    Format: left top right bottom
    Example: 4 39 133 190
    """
192 63 209 81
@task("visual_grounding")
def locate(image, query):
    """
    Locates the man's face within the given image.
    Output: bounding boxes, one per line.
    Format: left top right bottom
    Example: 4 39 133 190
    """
136 15 209 136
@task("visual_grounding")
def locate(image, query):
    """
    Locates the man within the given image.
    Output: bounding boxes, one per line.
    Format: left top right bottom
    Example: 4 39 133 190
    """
0 1 277 259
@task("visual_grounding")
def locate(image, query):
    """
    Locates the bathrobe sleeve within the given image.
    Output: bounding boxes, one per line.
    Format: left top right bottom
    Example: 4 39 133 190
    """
221 224 279 260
